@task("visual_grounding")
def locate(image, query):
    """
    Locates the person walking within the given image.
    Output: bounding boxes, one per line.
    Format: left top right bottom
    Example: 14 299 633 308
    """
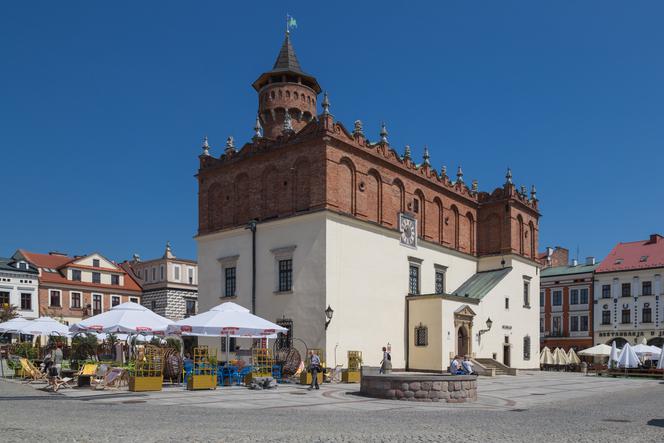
380 346 392 374
308 351 321 391
52 343 64 377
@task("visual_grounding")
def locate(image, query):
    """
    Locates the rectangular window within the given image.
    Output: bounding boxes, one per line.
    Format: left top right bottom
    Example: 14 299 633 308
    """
570 289 578 305
415 325 428 346
71 292 81 309
72 269 82 281
579 288 589 304
523 336 531 360
278 259 293 292
92 272 101 284
621 309 630 324
523 281 530 307
174 265 181 281
224 267 236 297
50 290 61 307
160 266 164 280
152 268 156 281
129 297 139 303
111 296 120 307
642 308 652 323
540 291 544 307
570 316 579 332
552 317 561 335
434 271 444 294
505 297 509 309
602 285 611 299
188 267 194 284
552 290 562 306
642 281 652 296
408 265 419 295
621 283 631 297
185 299 196 316
601 310 611 325
151 300 157 310
221 337 237 353
580 315 589 332
0 291 9 306
93 259 100 267
540 317 544 333
111 275 119 285
20 293 32 310
92 294 102 315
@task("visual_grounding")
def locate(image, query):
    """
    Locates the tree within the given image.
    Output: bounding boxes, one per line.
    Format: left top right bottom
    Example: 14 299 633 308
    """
0 303 19 323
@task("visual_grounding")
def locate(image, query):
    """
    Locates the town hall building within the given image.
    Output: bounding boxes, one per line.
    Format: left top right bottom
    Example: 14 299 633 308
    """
196 31 541 371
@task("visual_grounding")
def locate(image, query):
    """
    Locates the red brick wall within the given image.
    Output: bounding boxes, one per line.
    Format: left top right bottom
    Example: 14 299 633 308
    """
198 118 540 259
39 286 139 320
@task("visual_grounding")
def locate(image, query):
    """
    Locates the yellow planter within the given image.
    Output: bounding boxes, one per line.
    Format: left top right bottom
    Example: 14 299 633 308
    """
342 370 361 383
129 376 163 392
299 371 323 385
187 374 217 390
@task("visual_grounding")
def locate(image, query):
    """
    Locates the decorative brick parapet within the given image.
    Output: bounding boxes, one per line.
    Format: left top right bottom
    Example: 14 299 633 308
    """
360 373 478 403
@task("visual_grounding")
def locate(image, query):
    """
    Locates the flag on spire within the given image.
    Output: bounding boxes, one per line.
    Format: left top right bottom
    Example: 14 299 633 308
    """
286 14 297 33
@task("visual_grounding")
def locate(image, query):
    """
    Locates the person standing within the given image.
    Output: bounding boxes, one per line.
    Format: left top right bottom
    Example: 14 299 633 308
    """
308 351 321 390
380 347 392 374
52 344 64 377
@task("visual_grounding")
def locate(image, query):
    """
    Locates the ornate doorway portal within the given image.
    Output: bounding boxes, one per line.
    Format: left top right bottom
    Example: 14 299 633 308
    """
454 305 476 357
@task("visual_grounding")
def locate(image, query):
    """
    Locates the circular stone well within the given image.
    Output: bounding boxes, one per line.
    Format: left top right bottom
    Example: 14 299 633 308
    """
360 373 478 403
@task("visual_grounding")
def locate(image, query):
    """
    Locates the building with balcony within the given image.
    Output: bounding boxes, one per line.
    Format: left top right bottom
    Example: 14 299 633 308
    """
13 250 142 325
195 31 541 371
121 242 198 321
539 252 597 352
593 234 664 348
0 256 39 320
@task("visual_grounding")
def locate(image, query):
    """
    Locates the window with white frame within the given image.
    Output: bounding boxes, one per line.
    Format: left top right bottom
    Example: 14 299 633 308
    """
129 297 139 303
552 316 562 335
92 294 102 315
540 290 544 307
218 255 239 298
49 290 61 307
579 288 588 304
174 265 181 282
408 257 422 295
160 265 165 281
188 267 194 284
271 246 296 293
111 295 120 307
570 316 579 332
70 292 82 309
580 315 589 331
552 290 562 306
523 277 531 307
570 289 579 305
434 265 447 294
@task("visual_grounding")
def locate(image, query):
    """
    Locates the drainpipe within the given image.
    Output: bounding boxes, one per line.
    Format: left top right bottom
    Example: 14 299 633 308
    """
246 220 258 314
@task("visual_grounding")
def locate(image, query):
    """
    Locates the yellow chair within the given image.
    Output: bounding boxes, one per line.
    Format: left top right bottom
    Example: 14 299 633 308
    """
19 358 47 384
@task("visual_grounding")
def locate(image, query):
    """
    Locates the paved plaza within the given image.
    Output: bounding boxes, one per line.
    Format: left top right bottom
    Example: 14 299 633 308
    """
1 372 663 442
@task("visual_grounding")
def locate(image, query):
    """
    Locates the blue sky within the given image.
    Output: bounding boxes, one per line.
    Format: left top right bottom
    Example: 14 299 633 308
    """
1 1 662 263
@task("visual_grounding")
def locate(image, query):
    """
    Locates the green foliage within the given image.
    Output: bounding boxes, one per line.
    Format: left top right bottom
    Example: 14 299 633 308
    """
71 333 98 361
166 338 181 352
13 342 37 359
0 304 19 323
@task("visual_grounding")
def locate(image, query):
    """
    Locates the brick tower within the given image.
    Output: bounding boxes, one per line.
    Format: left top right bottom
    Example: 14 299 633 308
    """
252 32 321 139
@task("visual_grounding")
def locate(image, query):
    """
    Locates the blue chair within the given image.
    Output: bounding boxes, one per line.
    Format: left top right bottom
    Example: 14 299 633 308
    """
183 360 194 385
271 364 282 382
237 366 253 385
216 366 225 386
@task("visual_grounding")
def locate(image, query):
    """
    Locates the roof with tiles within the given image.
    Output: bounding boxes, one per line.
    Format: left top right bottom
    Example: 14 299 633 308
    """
596 234 664 273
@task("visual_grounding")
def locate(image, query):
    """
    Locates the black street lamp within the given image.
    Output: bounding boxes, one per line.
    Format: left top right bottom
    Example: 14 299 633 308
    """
325 305 334 329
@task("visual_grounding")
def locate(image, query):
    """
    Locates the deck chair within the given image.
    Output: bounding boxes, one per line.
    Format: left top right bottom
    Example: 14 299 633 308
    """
19 358 47 384
76 363 99 387
91 364 110 387
46 371 74 392
94 368 127 390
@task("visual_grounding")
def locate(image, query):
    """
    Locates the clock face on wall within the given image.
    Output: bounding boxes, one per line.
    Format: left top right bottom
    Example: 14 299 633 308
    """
399 213 417 249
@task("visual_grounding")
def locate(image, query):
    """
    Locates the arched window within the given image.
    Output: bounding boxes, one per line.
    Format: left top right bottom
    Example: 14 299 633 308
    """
529 221 536 258
517 215 525 255
467 212 475 254
451 205 460 250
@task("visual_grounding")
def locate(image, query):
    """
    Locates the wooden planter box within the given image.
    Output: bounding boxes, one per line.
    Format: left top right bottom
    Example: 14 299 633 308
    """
342 370 361 383
187 374 217 390
129 376 163 392
299 371 323 385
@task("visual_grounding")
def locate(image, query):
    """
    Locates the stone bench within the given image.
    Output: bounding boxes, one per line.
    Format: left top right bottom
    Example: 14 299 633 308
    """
360 373 478 403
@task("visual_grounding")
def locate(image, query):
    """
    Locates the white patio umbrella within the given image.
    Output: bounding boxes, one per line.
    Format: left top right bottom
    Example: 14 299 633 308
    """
69 302 173 334
552 348 570 366
169 302 288 362
632 343 661 358
567 348 581 365
657 346 664 370
578 343 612 357
18 317 70 337
616 343 640 369
0 317 31 334
608 341 620 369
539 347 554 365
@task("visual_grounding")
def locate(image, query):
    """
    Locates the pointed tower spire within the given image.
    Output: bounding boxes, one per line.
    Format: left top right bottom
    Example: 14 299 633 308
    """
322 92 330 115
379 122 388 144
163 241 175 259
225 136 236 154
505 167 513 185
530 184 538 201
422 145 431 167
252 32 321 139
253 114 262 138
403 145 412 161
353 120 364 137
456 165 464 183
441 165 447 177
201 136 210 156
471 179 479 193
520 185 527 196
